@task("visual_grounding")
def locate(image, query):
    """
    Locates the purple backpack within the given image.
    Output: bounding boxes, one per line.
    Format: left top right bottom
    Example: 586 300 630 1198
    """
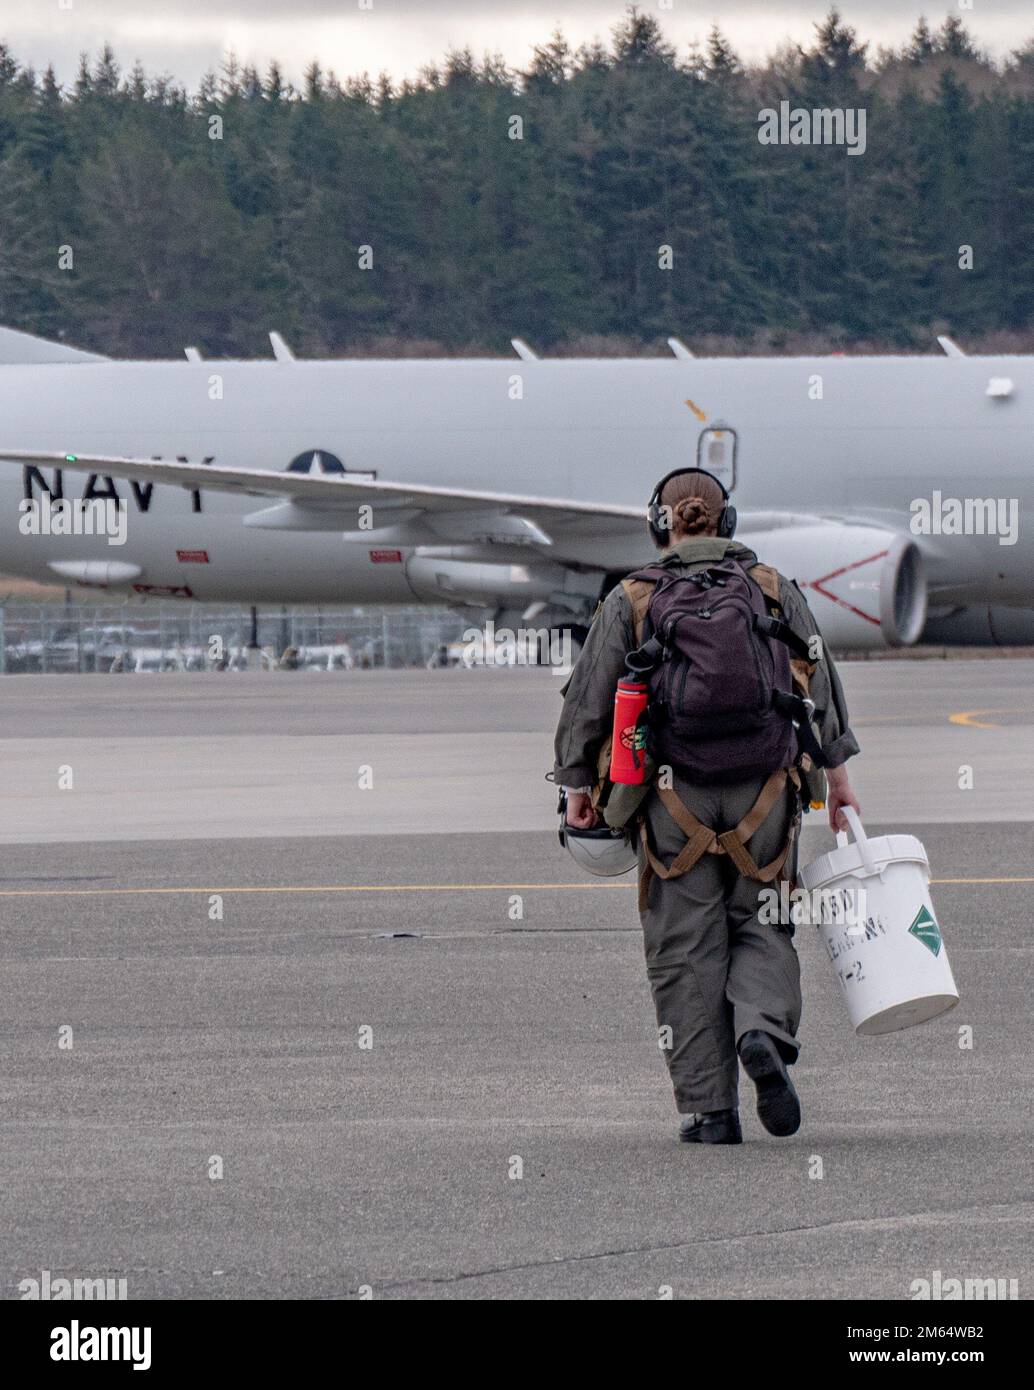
624 557 814 783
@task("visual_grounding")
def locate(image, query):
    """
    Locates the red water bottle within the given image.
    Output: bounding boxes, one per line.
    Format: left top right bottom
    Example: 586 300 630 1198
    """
609 678 650 784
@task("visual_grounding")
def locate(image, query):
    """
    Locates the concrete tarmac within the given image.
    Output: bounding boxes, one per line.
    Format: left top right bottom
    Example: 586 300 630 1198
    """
0 663 1031 1299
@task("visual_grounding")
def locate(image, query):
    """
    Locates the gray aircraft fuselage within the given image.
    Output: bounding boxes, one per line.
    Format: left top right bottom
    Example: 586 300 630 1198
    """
0 355 1028 606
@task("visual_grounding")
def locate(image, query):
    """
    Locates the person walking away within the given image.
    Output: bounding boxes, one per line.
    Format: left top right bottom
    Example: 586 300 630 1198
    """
554 468 861 1144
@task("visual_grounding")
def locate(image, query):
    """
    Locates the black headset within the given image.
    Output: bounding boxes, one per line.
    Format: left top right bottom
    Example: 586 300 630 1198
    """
647 467 737 547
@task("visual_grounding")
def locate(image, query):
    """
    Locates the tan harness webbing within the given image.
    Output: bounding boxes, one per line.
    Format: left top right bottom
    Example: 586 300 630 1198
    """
621 576 654 646
637 768 801 912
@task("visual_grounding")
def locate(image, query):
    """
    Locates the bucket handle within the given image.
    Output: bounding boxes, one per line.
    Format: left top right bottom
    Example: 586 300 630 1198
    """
835 805 879 877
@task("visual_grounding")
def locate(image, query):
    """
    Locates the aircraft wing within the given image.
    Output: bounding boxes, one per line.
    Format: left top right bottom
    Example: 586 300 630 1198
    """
2 450 645 541
3 448 931 645
0 327 107 365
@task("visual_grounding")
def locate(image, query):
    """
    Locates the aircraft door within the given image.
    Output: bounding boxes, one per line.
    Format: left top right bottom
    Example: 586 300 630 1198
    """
697 425 737 492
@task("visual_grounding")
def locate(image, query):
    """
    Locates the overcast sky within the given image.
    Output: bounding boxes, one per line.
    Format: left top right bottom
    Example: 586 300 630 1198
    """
4 2 1033 90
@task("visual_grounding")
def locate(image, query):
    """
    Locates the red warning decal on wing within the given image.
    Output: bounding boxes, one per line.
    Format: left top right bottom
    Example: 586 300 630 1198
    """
176 549 210 564
369 549 403 563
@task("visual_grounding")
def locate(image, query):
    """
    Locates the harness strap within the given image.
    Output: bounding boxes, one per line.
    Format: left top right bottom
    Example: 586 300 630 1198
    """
716 824 796 885
789 655 816 700
733 767 790 841
637 768 801 912
749 562 781 604
655 788 718 866
621 577 655 648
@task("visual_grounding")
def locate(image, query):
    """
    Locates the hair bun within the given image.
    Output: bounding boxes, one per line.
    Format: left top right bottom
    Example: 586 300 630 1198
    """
674 497 712 535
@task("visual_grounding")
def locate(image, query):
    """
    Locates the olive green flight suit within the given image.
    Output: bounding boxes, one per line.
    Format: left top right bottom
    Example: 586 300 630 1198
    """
553 537 860 1115
639 770 802 1112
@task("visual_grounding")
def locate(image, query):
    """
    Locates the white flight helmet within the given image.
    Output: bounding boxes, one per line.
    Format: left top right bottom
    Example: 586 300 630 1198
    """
558 792 638 877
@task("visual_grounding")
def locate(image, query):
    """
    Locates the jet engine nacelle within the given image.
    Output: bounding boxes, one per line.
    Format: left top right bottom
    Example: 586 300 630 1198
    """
741 525 927 650
405 552 567 606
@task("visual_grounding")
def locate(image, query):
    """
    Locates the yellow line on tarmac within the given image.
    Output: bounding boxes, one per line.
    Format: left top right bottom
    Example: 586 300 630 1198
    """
946 708 1027 728
854 708 1032 729
0 882 634 898
0 877 1031 899
931 876 1034 885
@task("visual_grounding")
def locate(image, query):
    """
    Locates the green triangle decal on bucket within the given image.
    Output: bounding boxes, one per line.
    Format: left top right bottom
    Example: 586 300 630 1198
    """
908 904 942 956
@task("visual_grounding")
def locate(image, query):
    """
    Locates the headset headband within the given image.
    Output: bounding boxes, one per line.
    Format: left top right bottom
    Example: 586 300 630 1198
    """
647 467 736 545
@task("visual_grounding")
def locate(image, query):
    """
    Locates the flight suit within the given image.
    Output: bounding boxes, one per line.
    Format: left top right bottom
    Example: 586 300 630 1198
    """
554 536 860 1115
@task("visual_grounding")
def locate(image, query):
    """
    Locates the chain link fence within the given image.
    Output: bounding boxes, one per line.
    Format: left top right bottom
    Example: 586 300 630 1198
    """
0 604 474 674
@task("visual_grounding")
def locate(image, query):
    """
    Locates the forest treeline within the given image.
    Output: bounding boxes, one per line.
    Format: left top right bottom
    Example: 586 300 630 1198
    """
2 7 1034 359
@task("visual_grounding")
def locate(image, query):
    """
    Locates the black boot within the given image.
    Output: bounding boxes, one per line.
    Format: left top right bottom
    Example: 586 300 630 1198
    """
738 1030 801 1137
678 1109 742 1145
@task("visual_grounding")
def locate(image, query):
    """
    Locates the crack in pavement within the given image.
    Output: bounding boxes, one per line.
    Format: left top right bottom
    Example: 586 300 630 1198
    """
366 1198 1034 1294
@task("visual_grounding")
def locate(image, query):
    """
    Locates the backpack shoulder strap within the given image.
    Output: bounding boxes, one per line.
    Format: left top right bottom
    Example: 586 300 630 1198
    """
621 577 656 647
748 562 818 699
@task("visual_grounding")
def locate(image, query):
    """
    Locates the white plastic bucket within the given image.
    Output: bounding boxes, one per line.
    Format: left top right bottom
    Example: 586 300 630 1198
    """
797 807 959 1036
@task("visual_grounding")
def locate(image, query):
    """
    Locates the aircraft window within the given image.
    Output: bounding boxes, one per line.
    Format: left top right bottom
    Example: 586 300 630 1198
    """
697 427 737 492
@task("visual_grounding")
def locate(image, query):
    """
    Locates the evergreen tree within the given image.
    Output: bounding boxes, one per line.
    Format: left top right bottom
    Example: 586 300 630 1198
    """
800 8 868 88
705 27 742 83
611 7 677 68
0 20 1032 356
906 18 936 66
939 17 978 60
